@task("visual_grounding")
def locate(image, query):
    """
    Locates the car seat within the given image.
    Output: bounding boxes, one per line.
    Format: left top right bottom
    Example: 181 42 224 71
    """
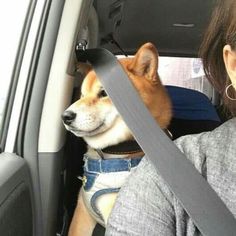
166 85 221 140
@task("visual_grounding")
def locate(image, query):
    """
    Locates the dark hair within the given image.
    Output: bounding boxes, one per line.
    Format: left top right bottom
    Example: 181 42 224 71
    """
199 0 236 115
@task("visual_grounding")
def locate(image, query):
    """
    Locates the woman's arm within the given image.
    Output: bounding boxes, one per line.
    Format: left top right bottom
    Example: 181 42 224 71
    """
106 157 176 236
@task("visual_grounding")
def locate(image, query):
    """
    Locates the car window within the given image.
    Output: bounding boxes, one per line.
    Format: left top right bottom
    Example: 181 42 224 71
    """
158 57 214 99
118 55 214 102
0 1 30 142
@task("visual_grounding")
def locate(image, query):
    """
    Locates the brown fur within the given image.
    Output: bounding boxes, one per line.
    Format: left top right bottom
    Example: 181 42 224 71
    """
65 43 172 235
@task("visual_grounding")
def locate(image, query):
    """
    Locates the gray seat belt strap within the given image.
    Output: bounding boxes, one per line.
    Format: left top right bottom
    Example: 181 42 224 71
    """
76 47 236 236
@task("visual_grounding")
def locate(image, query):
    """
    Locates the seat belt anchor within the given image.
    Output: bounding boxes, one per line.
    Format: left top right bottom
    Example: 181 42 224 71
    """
75 39 88 62
76 39 87 51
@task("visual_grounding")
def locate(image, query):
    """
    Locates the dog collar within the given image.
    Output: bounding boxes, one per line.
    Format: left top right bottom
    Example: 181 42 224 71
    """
96 130 172 158
101 140 142 155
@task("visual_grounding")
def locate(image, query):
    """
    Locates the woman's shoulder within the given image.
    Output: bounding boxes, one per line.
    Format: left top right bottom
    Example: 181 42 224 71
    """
138 118 236 180
175 118 236 218
174 118 236 173
206 117 236 140
175 118 236 150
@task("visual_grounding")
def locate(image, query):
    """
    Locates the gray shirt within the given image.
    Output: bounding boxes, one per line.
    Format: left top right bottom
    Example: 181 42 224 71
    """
105 118 236 235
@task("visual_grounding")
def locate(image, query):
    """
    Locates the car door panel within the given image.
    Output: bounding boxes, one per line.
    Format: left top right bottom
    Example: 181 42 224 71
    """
0 153 33 236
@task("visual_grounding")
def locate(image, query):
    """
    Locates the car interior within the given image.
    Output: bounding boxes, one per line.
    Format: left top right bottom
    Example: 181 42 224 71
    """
0 0 229 236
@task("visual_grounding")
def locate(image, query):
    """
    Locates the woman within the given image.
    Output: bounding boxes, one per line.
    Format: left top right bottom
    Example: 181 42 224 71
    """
105 0 236 235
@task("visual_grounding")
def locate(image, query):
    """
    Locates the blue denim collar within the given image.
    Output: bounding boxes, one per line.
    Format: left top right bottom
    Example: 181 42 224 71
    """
83 155 143 173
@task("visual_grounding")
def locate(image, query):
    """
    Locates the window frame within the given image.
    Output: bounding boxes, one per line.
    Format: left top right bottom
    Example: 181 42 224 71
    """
0 0 37 153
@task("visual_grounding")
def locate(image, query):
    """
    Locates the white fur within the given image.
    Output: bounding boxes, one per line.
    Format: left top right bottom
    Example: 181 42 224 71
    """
64 100 132 149
83 117 132 149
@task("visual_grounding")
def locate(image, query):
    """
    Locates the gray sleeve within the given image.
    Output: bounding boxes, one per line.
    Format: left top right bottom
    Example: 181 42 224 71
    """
105 157 176 236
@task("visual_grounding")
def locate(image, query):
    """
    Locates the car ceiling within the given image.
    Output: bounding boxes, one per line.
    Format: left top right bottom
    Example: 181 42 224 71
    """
93 0 216 57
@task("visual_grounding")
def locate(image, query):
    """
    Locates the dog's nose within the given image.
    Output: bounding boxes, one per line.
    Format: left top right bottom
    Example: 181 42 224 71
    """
62 110 76 125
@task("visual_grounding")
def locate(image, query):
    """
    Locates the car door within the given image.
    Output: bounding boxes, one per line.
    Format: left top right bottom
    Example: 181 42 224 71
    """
0 1 40 235
0 0 97 235
0 0 64 235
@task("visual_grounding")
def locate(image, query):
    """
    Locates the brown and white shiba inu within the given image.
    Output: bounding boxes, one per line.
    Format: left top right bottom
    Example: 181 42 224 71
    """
62 42 172 236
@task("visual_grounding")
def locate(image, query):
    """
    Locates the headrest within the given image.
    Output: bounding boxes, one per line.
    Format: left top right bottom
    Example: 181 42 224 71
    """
165 85 220 122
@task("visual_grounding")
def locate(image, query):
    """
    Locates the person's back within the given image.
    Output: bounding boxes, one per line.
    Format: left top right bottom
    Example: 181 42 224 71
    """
106 118 236 235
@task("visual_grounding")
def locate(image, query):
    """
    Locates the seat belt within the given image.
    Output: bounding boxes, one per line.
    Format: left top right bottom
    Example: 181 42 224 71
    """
75 46 236 236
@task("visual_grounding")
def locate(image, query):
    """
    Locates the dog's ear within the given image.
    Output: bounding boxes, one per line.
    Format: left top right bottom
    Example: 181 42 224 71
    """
76 62 92 75
129 43 159 82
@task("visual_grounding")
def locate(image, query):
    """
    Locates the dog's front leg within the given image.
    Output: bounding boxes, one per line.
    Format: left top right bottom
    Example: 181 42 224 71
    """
68 191 96 236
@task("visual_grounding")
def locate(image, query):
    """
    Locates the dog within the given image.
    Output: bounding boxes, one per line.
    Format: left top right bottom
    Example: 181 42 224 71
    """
62 42 172 236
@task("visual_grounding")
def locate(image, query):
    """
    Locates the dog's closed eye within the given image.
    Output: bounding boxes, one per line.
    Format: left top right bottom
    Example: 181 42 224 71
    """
98 89 107 98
